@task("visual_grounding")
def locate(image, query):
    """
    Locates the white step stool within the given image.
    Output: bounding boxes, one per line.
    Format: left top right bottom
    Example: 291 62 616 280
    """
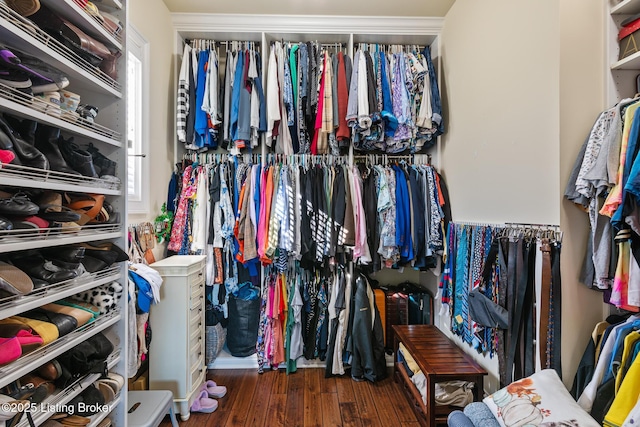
128 390 179 427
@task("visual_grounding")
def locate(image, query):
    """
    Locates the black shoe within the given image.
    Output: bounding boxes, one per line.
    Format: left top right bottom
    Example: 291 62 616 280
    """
58 135 98 178
0 116 49 169
9 49 70 93
11 250 79 283
35 125 79 175
86 143 116 176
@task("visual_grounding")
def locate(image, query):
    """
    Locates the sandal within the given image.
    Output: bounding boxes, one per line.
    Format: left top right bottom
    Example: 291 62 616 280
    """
64 193 104 225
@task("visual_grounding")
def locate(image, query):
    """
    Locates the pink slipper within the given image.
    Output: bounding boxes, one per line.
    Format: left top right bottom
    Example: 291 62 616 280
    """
190 390 218 413
202 380 227 398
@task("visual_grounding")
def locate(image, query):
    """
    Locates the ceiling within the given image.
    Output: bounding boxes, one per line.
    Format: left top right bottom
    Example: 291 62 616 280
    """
161 0 456 17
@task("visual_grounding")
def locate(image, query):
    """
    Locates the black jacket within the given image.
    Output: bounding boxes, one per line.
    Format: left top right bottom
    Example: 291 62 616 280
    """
350 272 387 382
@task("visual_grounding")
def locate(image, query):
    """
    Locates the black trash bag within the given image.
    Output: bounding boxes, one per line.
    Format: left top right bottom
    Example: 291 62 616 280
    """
226 289 260 357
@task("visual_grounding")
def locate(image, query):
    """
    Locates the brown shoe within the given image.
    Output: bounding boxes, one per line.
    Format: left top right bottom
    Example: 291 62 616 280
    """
5 0 40 17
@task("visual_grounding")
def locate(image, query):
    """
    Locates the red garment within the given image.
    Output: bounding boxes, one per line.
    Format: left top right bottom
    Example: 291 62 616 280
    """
336 52 350 140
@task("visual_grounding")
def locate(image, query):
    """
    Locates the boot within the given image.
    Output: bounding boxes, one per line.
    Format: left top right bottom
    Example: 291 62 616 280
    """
58 135 98 178
86 143 116 176
0 116 48 169
34 125 79 175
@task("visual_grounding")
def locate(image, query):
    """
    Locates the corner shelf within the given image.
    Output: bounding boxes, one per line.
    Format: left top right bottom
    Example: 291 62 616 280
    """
0 4 122 97
92 0 122 11
40 0 123 50
0 266 121 321
0 312 121 389
612 0 640 15
611 49 640 70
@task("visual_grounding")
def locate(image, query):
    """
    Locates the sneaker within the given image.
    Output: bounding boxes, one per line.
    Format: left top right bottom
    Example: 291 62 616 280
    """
9 49 70 93
0 70 32 96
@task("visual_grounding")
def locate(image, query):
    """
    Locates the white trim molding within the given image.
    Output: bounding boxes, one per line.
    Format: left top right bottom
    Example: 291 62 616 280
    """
172 13 443 37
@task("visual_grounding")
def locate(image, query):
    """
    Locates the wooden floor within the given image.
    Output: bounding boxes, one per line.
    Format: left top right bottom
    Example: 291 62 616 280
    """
159 368 421 427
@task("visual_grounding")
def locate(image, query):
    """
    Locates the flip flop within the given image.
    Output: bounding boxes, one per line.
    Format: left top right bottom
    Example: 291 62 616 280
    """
190 389 218 413
202 380 227 398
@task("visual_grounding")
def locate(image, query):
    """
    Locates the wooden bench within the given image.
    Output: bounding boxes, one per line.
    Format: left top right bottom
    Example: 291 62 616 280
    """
393 325 487 427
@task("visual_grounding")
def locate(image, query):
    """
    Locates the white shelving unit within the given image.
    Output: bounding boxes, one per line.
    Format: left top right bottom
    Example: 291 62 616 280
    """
607 0 640 100
15 353 121 427
40 0 123 50
0 0 127 425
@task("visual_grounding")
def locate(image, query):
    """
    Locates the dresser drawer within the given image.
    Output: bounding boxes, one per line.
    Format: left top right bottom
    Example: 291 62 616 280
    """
190 357 205 389
190 280 204 302
190 338 203 369
188 270 205 287
189 300 203 324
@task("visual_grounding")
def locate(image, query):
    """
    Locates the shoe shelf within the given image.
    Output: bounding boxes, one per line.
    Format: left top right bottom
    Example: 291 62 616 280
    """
0 164 121 196
0 224 122 254
87 392 121 427
0 4 122 97
14 352 121 427
0 311 121 389
0 266 121 321
92 0 122 12
40 0 123 50
0 83 123 147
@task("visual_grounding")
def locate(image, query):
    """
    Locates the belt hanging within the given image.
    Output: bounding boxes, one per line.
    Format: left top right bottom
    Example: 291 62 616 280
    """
539 238 552 369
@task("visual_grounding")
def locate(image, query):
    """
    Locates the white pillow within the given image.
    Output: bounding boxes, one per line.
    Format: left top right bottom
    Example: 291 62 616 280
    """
483 369 599 427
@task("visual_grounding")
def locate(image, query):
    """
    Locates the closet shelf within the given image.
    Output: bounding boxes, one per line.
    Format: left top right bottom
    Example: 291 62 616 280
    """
0 266 121 321
0 4 122 97
87 393 121 427
14 352 121 427
611 0 640 15
92 0 122 11
40 0 123 50
0 225 122 254
611 49 640 70
0 83 123 147
0 311 121 389
0 165 121 196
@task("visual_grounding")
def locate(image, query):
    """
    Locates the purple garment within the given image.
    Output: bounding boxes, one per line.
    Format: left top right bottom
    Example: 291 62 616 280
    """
392 53 411 141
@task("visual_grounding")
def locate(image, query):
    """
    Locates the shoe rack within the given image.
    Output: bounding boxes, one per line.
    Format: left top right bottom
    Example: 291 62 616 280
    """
0 0 127 425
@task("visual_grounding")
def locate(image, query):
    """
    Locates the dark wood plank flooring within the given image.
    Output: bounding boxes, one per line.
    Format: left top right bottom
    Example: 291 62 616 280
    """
159 368 419 427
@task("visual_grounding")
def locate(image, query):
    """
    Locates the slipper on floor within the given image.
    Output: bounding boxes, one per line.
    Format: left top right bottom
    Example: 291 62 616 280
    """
202 380 227 399
190 390 218 414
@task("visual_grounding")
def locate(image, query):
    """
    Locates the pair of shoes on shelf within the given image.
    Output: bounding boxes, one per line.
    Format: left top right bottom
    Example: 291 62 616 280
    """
191 380 227 413
0 47 69 95
22 3 121 80
95 371 124 402
0 321 46 364
0 115 49 170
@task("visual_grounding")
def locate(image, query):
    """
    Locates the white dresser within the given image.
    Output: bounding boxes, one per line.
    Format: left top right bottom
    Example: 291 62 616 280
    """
149 255 206 421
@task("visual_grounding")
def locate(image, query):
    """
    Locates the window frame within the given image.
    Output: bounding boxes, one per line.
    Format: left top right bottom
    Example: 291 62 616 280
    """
127 25 150 214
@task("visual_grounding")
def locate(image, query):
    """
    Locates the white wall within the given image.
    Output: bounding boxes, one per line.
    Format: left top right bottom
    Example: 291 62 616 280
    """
128 0 175 259
441 0 606 392
442 0 560 225
559 0 606 387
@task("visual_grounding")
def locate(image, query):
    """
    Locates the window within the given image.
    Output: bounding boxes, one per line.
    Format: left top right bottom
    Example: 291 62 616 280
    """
127 26 149 214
